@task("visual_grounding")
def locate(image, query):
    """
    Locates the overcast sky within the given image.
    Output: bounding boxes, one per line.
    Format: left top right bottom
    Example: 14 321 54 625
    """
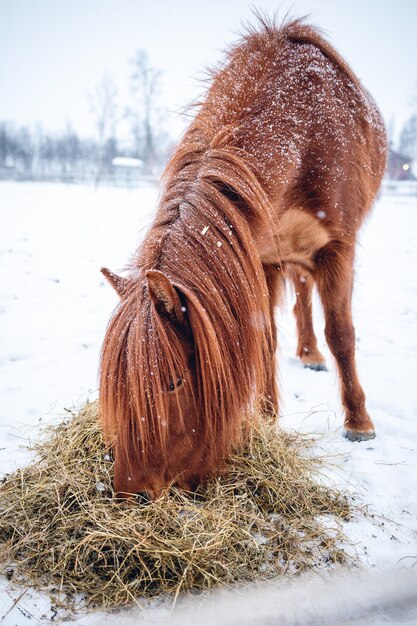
1 0 416 145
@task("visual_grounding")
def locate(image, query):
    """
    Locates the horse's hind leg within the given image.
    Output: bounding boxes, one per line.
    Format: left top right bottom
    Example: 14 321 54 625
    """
291 269 327 371
315 244 375 440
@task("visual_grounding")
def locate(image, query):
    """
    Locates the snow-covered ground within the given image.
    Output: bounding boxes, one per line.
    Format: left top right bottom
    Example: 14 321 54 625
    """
0 181 416 624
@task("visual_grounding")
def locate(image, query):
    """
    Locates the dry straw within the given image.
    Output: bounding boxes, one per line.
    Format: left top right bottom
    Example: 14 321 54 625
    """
0 401 354 611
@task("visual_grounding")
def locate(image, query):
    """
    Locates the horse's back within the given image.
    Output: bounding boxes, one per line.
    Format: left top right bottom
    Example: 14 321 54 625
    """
200 18 386 232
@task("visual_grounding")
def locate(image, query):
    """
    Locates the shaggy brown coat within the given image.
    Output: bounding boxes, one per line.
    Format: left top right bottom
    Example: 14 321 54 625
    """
100 17 387 498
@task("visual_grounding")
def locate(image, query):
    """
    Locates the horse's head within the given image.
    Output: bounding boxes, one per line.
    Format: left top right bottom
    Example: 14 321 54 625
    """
100 267 206 500
99 190 273 501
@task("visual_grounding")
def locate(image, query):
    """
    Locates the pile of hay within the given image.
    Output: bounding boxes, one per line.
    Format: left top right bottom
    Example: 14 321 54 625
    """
0 401 354 611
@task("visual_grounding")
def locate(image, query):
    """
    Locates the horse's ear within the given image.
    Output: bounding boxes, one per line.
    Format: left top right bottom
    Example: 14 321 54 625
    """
146 270 184 322
101 267 128 298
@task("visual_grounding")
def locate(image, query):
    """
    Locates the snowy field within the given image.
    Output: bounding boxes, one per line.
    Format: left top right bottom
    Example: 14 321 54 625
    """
0 181 417 624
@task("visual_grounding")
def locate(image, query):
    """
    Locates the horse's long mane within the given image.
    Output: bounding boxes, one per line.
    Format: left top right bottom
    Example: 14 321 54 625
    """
100 125 276 480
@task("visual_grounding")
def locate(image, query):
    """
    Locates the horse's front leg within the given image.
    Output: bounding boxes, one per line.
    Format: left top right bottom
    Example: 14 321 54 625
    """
262 264 282 418
315 244 375 440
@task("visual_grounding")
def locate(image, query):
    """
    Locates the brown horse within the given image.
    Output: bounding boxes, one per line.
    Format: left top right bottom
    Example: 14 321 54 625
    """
100 17 387 499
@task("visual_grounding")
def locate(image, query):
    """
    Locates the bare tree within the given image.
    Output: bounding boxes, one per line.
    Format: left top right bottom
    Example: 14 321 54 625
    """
129 50 164 173
0 120 116 182
0 123 10 168
89 74 118 183
399 114 417 162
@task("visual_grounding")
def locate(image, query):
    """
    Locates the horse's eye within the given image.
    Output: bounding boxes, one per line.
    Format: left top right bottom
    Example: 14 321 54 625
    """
168 377 184 392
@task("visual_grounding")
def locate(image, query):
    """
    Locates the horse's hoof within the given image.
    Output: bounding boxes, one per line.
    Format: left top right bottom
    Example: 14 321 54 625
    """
304 362 328 372
343 429 376 442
